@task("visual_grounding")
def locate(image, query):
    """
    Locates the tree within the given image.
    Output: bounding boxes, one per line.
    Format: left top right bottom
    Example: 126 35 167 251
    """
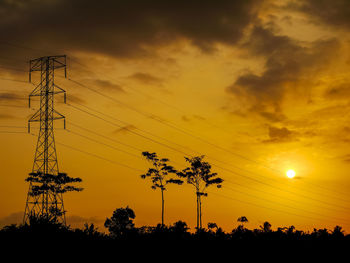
141 151 183 226
177 156 223 230
237 216 248 225
208 222 218 232
237 216 248 232
260 221 272 233
171 220 189 234
332 225 344 239
25 172 83 220
104 206 136 238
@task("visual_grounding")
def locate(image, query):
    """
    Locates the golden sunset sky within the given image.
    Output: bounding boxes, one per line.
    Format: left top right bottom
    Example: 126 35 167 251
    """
1 0 350 232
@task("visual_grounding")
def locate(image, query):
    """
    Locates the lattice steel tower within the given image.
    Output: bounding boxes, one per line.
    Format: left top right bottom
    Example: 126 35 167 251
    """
24 55 67 224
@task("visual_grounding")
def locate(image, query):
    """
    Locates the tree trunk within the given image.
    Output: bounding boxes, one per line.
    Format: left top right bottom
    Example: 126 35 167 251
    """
199 195 202 229
196 192 199 231
161 189 164 227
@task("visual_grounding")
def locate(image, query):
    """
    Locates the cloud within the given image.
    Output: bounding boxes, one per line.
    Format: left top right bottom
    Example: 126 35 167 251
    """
0 0 263 60
0 211 23 227
291 0 350 30
182 115 191 122
113 124 137 134
324 83 350 100
226 25 340 120
92 79 125 93
263 125 297 143
66 94 86 104
0 92 23 102
259 111 286 123
128 72 163 86
181 114 206 122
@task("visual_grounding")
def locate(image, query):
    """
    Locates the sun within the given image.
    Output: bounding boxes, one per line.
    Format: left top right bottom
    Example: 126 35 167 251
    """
286 169 296 179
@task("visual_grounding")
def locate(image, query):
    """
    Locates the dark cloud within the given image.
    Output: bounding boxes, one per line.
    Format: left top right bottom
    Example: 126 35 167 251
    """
193 115 206 121
92 79 124 93
181 114 206 122
0 0 262 60
66 94 86 105
128 72 163 86
259 111 286 123
324 83 350 100
113 124 137 134
263 125 297 143
226 25 339 119
291 0 350 29
182 115 191 122
0 92 23 101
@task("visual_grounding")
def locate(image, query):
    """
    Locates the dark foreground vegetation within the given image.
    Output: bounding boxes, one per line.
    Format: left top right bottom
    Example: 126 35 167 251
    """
1 207 350 257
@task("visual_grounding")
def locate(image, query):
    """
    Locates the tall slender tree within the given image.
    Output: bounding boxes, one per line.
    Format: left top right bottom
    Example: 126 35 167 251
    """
141 151 183 226
177 156 223 230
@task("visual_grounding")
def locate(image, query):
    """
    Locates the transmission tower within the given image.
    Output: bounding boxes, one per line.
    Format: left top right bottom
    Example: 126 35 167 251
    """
23 55 67 224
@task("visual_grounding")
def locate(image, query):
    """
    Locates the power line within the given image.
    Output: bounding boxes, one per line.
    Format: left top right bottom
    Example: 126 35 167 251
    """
4 71 346 216
27 133 144 173
223 185 348 223
209 190 350 228
66 55 254 142
65 101 350 213
62 60 350 201
1 54 350 203
23 104 350 226
67 121 350 219
67 102 190 157
0 42 348 201
66 128 141 159
31 127 350 225
65 77 350 201
65 100 350 206
58 117 350 216
67 122 144 153
2 47 350 224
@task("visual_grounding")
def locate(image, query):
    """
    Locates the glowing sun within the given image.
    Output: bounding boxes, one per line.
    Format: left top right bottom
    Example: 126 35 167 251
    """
286 169 296 179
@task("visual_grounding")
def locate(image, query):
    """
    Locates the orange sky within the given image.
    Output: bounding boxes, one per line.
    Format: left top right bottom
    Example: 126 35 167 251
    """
1 0 350 232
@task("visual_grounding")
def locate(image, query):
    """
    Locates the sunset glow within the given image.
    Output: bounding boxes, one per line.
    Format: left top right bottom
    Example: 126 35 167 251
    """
1 0 350 235
286 170 296 179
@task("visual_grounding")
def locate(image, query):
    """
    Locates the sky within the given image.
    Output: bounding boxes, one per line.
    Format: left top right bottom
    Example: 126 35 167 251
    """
1 0 350 233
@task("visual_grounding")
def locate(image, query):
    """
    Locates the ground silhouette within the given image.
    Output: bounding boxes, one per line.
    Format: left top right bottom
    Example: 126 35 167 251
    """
1 207 350 257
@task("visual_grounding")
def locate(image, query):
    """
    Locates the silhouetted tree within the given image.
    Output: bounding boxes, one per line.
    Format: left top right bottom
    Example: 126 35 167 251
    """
25 172 83 220
287 225 295 235
237 216 248 225
82 223 102 238
141 151 183 226
332 225 344 239
177 156 223 230
260 221 272 233
104 206 135 238
236 216 249 233
208 222 218 232
171 220 189 234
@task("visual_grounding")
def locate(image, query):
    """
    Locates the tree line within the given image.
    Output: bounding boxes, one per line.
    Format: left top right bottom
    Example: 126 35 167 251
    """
1 207 348 244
